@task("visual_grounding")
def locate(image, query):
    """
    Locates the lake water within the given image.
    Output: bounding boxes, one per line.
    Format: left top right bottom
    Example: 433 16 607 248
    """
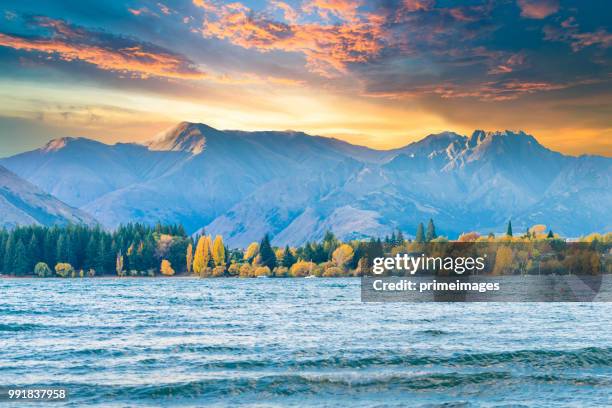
1 278 611 407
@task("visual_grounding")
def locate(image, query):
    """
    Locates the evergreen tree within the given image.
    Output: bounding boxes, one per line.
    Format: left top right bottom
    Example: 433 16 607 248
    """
302 242 314 262
56 233 76 265
349 242 364 270
426 218 437 241
281 246 296 268
415 223 425 243
84 235 98 271
43 229 57 268
547 230 554 239
27 234 40 273
13 240 28 275
396 229 405 246
0 230 6 272
3 234 15 272
506 220 513 237
259 234 276 271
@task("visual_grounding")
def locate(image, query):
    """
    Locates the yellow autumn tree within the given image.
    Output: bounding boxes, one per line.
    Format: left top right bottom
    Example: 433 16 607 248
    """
245 242 259 262
212 235 225 266
493 246 513 275
332 244 354 268
186 243 193 274
160 259 175 276
192 236 210 275
115 251 124 276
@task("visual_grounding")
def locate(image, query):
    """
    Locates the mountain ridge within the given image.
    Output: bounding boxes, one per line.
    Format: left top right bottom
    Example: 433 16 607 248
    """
1 122 609 246
0 165 97 229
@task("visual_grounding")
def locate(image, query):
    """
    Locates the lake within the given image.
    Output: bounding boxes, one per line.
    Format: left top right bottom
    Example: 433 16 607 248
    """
1 278 611 407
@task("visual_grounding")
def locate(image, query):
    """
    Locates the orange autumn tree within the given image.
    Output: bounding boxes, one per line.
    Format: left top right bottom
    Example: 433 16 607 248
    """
160 259 175 276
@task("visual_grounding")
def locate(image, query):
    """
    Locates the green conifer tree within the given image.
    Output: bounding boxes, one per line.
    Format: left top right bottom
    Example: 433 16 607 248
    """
415 223 425 243
426 218 437 241
281 246 296 268
13 240 28 275
259 234 276 271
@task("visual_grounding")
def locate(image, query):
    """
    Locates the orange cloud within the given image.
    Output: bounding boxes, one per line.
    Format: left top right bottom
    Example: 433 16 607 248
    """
302 0 361 22
270 1 299 24
517 0 558 19
0 18 206 80
195 0 385 77
403 0 434 12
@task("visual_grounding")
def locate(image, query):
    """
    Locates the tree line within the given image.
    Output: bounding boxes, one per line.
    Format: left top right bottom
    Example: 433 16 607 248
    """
0 219 609 277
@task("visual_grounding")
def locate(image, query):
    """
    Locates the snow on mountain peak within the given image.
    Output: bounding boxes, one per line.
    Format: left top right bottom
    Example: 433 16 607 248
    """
148 122 215 154
42 137 74 152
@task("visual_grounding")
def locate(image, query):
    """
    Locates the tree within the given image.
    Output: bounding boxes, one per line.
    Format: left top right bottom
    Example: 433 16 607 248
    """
116 251 124 276
55 263 74 278
212 235 225 266
506 220 513 237
289 261 316 277
322 231 339 260
281 246 296 268
332 244 354 269
258 234 276 271
415 223 425 243
34 262 52 277
160 259 175 276
245 242 259 262
193 236 210 275
27 234 40 273
205 236 215 268
396 229 405 246
56 233 76 266
547 230 554 239
13 240 28 275
426 219 437 242
3 234 15 272
186 243 193 274
84 235 98 271
254 266 271 277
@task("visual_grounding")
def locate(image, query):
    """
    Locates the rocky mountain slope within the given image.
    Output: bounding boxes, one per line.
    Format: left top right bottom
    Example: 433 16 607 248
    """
0 165 96 229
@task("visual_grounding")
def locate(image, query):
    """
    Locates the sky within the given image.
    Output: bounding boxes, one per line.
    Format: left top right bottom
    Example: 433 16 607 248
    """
0 0 610 157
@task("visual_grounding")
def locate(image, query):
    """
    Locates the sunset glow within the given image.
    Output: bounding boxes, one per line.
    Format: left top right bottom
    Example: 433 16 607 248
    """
0 0 610 156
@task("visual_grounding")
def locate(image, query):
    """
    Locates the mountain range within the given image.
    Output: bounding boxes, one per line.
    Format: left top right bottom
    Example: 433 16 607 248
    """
1 122 610 246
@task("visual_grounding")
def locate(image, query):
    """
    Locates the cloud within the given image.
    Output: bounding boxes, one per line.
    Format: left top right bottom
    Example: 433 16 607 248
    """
544 20 612 52
194 0 386 77
128 7 158 17
517 0 559 19
0 16 207 80
302 0 361 22
364 78 580 102
402 0 435 12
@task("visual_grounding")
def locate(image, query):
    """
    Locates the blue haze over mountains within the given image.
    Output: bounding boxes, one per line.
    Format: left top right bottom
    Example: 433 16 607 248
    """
1 122 610 246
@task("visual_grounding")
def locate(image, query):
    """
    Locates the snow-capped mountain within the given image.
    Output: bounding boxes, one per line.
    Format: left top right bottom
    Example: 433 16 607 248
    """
1 123 609 246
